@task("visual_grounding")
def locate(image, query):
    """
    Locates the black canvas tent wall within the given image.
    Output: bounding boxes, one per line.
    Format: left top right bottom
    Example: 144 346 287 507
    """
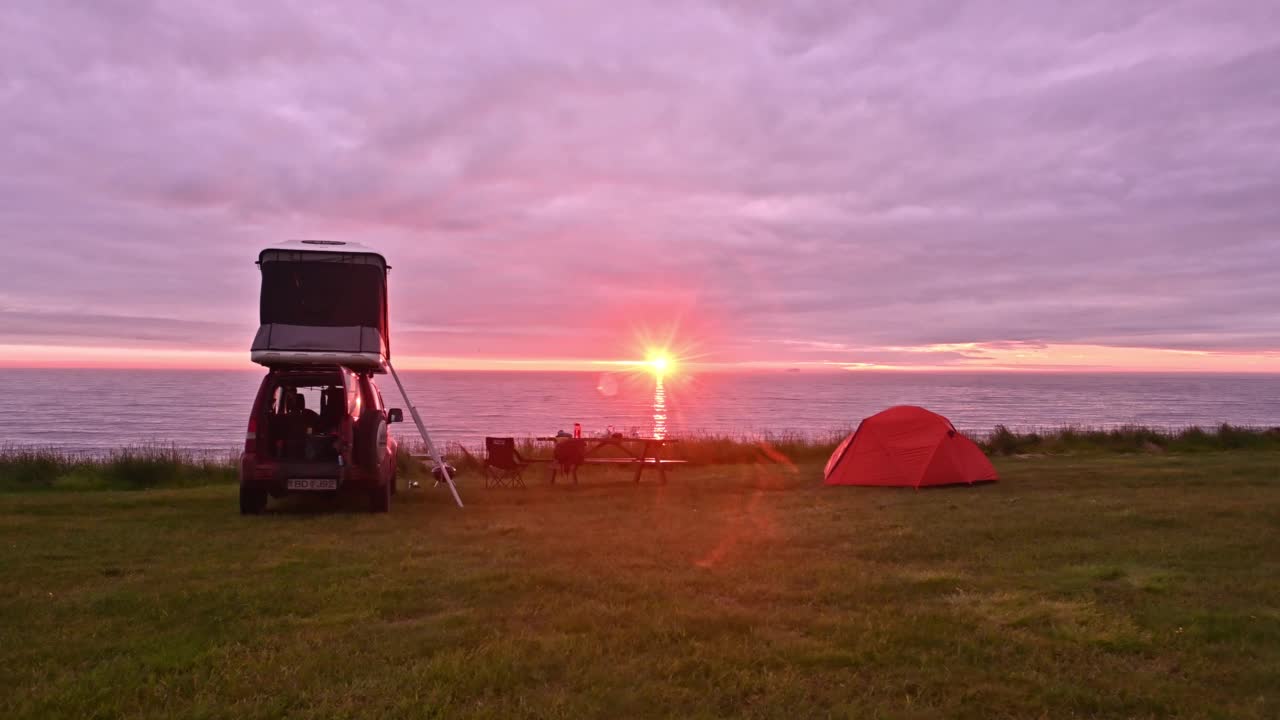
250 240 390 371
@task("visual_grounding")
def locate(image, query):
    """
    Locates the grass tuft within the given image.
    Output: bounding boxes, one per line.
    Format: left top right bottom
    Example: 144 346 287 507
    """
979 424 1280 456
0 448 70 489
6 424 1280 491
98 446 237 490
0 445 236 491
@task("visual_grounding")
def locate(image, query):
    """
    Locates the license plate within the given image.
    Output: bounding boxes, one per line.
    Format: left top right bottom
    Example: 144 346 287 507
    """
287 478 338 491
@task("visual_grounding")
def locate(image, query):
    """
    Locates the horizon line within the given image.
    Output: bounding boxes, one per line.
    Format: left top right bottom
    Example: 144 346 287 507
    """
4 362 1280 376
2 342 1279 374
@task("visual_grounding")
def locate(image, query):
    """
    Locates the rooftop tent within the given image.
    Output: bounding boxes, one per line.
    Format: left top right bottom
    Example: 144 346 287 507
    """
824 406 997 488
250 240 390 371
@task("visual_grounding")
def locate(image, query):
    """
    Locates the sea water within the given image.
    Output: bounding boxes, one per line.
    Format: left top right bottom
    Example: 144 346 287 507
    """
3 368 1278 454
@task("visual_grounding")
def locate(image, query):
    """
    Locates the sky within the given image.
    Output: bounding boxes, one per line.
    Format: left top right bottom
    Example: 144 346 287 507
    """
2 1 1279 372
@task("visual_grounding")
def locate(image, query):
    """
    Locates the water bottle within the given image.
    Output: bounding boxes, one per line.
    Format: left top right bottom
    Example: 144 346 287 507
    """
573 422 582 439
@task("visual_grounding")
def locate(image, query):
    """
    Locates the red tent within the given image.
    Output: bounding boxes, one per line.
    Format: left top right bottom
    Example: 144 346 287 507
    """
824 406 997 488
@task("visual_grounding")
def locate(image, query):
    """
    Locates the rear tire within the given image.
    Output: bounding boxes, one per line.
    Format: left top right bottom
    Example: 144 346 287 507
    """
240 486 268 515
369 472 391 513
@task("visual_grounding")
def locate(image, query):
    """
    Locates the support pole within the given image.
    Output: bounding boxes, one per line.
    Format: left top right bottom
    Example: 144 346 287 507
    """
387 362 463 508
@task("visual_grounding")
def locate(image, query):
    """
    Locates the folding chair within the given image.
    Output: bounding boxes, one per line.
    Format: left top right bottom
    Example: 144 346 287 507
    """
484 437 529 488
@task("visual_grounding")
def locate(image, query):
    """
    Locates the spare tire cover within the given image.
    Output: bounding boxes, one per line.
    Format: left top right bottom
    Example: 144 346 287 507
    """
358 416 387 472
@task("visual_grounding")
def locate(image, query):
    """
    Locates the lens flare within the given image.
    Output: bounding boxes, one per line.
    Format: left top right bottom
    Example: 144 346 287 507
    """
596 373 620 397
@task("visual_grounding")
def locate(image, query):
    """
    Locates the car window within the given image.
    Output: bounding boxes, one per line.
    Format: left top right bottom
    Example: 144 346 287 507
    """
271 381 325 416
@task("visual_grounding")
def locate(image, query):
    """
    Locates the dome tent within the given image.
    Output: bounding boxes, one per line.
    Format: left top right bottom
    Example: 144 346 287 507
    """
824 406 997 488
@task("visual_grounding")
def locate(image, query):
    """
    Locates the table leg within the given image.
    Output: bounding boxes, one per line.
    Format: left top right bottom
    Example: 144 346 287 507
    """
633 441 648 484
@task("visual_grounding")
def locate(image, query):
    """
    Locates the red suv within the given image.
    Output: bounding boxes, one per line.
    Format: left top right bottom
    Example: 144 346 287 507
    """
239 365 402 514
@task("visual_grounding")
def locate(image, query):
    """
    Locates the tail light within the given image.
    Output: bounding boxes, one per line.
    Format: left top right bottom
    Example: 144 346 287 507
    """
244 412 258 454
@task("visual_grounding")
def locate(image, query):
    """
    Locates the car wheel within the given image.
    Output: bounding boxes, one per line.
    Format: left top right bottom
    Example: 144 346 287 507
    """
240 486 268 515
369 471 391 513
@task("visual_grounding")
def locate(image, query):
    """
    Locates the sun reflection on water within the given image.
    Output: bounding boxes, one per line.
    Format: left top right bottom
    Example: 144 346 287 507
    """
652 375 667 439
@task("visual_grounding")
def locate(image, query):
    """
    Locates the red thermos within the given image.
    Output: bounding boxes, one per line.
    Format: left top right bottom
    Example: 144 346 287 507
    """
573 423 582 438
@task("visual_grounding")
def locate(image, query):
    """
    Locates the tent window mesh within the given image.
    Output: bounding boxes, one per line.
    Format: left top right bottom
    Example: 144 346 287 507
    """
260 262 385 329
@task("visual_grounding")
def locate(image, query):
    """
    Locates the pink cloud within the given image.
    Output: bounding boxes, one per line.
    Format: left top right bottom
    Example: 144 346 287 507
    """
2 1 1279 369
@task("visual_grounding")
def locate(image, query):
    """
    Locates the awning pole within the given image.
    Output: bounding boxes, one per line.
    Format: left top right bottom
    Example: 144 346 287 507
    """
387 362 463 508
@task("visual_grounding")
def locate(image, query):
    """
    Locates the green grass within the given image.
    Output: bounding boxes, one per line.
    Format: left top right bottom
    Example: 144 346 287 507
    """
1 451 1278 718
0 446 237 492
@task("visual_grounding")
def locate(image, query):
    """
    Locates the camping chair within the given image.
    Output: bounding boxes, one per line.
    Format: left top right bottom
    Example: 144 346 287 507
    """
551 438 586 485
484 437 531 489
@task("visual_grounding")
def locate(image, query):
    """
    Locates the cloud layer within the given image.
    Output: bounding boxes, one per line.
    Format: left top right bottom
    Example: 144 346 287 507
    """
2 1 1279 368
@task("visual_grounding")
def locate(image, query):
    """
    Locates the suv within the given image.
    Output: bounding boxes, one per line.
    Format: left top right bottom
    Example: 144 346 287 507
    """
239 365 403 514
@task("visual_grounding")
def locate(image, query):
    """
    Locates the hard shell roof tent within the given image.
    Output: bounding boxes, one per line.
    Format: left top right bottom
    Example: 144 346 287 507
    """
250 240 390 372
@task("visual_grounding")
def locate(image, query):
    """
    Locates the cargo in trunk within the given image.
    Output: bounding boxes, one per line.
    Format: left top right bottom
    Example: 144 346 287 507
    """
250 240 390 371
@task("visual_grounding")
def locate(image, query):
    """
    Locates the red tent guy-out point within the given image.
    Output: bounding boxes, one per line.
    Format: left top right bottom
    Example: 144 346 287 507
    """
824 406 998 488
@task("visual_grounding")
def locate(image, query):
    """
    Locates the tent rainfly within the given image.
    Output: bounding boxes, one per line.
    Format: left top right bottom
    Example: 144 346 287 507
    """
824 406 998 488
250 240 390 371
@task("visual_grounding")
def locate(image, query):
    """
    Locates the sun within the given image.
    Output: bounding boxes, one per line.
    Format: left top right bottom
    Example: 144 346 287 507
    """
645 350 675 376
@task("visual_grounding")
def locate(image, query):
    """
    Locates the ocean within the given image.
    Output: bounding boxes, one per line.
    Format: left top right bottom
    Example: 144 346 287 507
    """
3 368 1279 455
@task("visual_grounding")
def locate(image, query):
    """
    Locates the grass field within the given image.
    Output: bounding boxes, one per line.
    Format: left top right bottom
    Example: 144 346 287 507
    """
2 451 1278 718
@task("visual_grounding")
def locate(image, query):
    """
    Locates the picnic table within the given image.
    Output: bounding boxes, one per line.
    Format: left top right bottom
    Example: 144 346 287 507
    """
535 436 685 485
